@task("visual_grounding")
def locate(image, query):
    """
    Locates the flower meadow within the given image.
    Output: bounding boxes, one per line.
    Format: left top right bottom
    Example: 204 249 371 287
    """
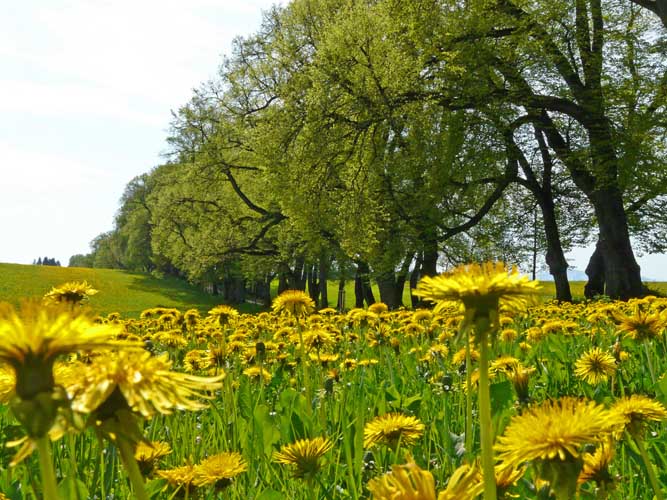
0 267 666 499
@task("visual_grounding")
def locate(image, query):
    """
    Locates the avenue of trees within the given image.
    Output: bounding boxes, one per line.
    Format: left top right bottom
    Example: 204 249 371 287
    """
71 0 667 307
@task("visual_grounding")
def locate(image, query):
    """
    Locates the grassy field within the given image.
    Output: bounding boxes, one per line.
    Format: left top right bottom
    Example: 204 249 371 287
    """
0 263 258 317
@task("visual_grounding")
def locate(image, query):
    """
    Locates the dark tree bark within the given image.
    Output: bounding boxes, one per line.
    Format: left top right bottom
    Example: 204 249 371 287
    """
376 253 413 309
590 188 643 299
584 238 606 298
354 261 376 307
319 254 329 308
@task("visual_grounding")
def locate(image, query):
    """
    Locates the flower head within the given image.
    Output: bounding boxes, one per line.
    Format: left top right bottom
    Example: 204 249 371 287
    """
495 397 625 469
207 305 239 326
273 437 333 479
414 262 540 318
367 460 436 500
613 307 665 342
66 350 224 418
437 462 484 500
364 413 425 449
193 451 247 488
272 290 315 317
574 347 617 385
135 440 172 475
610 394 667 438
43 281 98 305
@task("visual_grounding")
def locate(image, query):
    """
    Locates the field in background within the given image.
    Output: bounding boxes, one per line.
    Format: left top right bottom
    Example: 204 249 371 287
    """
2 262 665 317
0 262 261 317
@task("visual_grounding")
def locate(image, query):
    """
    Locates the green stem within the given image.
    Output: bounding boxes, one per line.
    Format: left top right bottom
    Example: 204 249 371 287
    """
117 438 150 500
465 337 473 460
478 328 497 500
644 342 657 386
633 434 664 500
36 436 60 500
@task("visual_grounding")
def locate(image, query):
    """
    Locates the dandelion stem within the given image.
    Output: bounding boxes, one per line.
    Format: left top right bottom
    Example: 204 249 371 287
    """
464 334 473 460
643 342 656 386
36 435 60 500
632 434 664 500
117 437 150 500
477 326 497 500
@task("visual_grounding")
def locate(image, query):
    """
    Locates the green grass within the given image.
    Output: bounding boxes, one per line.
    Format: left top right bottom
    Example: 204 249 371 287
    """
0 263 260 318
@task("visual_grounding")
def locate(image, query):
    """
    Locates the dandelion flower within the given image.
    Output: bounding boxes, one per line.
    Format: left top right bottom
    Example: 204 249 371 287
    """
43 281 98 305
157 464 197 488
272 290 315 317
193 451 247 488
577 437 616 487
207 305 239 326
135 440 172 475
574 347 616 385
242 366 272 383
414 262 540 320
614 307 665 342
273 437 333 479
367 460 436 500
364 413 425 449
610 394 667 438
67 350 224 417
495 397 624 469
437 462 484 500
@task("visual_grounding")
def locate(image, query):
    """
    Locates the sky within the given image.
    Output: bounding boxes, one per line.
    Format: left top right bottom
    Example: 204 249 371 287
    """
1 1 666 280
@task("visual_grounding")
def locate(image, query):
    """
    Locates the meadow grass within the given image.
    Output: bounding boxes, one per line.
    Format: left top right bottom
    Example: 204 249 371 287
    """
0 263 260 317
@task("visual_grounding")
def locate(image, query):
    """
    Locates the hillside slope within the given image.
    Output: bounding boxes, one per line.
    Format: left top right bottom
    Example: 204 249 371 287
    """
0 263 249 318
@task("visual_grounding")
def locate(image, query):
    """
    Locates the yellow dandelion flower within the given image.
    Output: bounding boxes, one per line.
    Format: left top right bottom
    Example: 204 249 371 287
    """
207 305 239 326
614 307 665 342
43 281 98 305
577 437 615 487
368 460 436 500
437 462 483 500
369 302 389 314
135 440 172 475
610 394 667 438
183 349 213 372
272 290 315 317
157 463 197 488
0 364 15 403
242 366 272 383
302 328 335 351
495 397 625 469
414 262 540 320
193 451 247 488
66 350 224 417
574 347 616 385
364 413 425 449
273 437 333 479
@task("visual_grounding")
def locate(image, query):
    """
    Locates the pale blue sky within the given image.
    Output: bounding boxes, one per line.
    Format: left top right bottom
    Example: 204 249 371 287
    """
0 0 665 280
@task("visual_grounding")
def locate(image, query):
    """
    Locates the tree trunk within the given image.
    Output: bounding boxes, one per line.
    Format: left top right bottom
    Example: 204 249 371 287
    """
319 255 329 308
307 264 320 306
410 253 423 308
584 238 605 298
590 188 643 299
540 197 572 302
355 261 376 307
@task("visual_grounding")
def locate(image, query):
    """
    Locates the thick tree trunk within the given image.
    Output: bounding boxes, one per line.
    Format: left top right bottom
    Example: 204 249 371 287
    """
540 197 572 302
410 253 423 308
590 188 643 299
377 272 399 309
584 238 605 298
410 240 438 308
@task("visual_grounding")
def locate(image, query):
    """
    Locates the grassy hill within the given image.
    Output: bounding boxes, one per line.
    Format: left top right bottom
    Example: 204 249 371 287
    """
0 263 255 318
